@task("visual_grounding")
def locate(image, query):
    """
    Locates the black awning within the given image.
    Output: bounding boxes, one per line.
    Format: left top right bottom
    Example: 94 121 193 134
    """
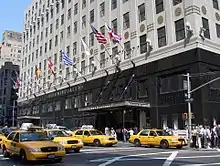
78 101 150 112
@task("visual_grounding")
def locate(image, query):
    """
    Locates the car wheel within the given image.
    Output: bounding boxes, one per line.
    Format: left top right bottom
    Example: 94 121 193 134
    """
2 146 9 157
55 158 63 163
93 139 101 147
160 140 169 149
20 149 27 163
74 149 80 153
176 146 183 149
134 139 141 147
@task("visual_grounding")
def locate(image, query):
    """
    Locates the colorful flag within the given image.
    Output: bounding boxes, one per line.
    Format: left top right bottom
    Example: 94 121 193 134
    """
48 58 55 75
90 25 107 45
81 38 91 56
105 23 122 43
35 66 41 80
61 50 73 66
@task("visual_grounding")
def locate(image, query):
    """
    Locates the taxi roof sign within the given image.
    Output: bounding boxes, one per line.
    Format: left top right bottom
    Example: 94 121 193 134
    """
20 123 34 130
81 125 94 129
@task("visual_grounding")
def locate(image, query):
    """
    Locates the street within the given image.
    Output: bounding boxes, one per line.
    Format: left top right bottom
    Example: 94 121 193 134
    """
1 143 220 166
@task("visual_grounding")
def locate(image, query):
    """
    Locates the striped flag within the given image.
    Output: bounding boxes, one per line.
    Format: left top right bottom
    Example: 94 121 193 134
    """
105 23 122 43
35 66 41 80
48 58 55 75
61 50 73 66
90 25 107 45
81 38 91 56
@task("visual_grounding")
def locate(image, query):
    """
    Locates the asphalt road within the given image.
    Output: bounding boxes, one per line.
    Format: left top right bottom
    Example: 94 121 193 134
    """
1 143 220 166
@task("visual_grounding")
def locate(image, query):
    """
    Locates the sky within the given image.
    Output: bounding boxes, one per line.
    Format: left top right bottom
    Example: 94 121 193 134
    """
0 0 32 40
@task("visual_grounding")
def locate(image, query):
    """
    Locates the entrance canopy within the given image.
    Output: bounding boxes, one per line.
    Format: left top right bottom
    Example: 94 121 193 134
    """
78 101 150 112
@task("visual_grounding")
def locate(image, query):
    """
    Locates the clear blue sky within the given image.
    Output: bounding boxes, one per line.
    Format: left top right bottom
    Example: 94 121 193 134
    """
0 0 32 40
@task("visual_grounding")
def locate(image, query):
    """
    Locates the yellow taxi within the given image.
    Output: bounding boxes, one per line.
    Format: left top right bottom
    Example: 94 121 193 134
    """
72 129 118 146
0 130 6 149
2 129 65 162
129 129 187 149
44 129 83 153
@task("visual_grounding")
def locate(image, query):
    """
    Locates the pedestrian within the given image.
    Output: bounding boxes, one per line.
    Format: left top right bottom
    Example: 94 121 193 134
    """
128 128 134 136
111 128 117 139
216 125 220 148
105 127 110 136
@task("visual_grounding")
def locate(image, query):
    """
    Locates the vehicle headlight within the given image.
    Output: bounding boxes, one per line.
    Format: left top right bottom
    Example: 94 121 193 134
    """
28 148 41 152
59 141 67 145
58 146 65 151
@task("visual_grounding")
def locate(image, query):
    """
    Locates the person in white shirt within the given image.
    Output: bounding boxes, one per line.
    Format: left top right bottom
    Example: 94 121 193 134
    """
128 128 134 136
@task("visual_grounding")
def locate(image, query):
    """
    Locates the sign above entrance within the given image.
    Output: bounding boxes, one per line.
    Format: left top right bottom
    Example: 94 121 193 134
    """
78 101 150 112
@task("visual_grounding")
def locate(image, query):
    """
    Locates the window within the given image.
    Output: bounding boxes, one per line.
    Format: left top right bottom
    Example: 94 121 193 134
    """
124 41 131 59
157 26 166 47
137 80 148 97
213 0 219 10
82 15 86 28
112 0 117 10
66 46 70 55
74 21 77 33
173 0 182 5
61 14 64 25
81 60 86 75
112 46 118 64
155 0 164 14
73 42 77 55
138 3 145 23
112 19 118 33
123 12 130 29
216 23 220 38
140 34 147 54
100 2 105 17
202 17 210 39
60 31 64 41
100 25 105 35
175 18 185 41
50 24 53 34
56 19 59 29
84 131 90 136
67 26 71 36
49 39 52 50
159 74 186 93
7 132 16 140
123 0 128 3
89 32 94 46
68 8 71 19
149 131 157 136
89 57 94 72
75 130 83 135
55 35 58 46
74 3 78 15
140 130 149 136
100 52 105 68
90 10 94 23
13 133 19 142
82 0 86 9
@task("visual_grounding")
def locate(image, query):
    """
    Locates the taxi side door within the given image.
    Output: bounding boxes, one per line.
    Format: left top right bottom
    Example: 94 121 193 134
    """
74 130 83 141
138 130 149 145
148 131 158 146
83 130 91 144
11 132 20 155
5 132 16 154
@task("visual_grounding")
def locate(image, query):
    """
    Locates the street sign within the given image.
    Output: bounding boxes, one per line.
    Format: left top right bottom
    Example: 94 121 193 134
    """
185 98 193 102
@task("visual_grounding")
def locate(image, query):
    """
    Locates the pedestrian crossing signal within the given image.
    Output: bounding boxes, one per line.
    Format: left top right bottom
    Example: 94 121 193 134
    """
182 113 195 120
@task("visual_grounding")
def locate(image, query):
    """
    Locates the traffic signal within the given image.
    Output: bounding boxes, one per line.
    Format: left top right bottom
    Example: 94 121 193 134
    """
11 88 18 100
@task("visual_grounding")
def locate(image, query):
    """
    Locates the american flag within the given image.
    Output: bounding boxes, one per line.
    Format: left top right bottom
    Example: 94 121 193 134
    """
90 25 107 45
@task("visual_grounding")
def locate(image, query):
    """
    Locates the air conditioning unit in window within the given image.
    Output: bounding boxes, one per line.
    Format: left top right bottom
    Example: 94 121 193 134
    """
32 20 36 24
37 16 41 20
50 3 54 7
199 27 206 41
41 12 44 16
45 7 49 12
26 27 29 30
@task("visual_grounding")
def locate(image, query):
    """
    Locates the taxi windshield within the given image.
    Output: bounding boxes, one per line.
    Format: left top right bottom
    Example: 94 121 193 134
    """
48 130 68 137
156 130 172 136
90 130 103 135
20 132 50 142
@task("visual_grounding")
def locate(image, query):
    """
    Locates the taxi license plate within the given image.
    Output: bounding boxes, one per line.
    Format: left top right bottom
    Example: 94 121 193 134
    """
48 154 55 159
72 145 76 149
